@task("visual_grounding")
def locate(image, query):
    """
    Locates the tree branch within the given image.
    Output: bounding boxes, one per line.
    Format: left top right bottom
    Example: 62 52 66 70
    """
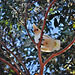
0 57 20 75
0 49 25 75
37 0 56 65
24 25 37 45
24 0 41 46
9 1 37 45
43 38 75 66
11 59 26 75
37 0 57 75
38 0 56 49
0 40 30 75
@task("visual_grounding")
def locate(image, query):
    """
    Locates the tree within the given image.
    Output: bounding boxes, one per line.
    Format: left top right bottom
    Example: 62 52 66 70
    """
0 0 75 75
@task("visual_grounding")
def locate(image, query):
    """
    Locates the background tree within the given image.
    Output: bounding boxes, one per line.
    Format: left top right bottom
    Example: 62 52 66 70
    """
0 0 75 75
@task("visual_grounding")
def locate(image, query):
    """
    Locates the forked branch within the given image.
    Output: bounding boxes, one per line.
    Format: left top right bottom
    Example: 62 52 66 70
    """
37 0 57 75
43 38 75 66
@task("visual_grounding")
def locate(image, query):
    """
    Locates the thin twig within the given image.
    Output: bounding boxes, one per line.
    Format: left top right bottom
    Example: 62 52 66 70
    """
26 0 41 8
0 57 20 75
9 5 18 14
11 59 26 75
43 38 75 66
9 3 37 45
24 0 41 22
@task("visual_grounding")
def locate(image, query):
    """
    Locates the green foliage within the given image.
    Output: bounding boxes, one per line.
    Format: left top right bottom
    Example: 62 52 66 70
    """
49 8 54 14
10 69 15 73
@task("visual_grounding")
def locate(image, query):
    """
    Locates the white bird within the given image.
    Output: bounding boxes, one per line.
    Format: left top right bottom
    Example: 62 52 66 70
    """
33 24 61 52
